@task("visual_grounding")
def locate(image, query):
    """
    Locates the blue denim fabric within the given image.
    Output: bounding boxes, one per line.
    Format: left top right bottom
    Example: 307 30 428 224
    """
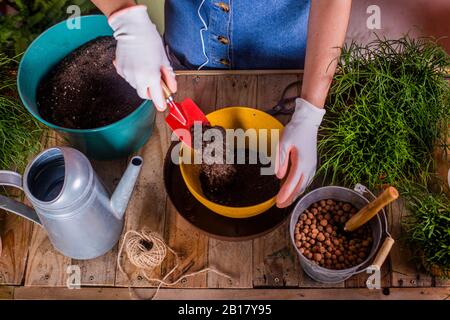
164 0 311 70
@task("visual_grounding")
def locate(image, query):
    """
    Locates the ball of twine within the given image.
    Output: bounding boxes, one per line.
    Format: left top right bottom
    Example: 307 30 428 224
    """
122 229 168 270
117 228 232 300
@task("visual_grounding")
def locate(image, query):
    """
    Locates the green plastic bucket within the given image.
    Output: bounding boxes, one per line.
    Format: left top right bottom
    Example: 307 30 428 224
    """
18 15 156 160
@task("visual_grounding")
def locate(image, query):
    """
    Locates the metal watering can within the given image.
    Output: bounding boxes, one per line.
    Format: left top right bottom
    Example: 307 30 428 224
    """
0 147 143 260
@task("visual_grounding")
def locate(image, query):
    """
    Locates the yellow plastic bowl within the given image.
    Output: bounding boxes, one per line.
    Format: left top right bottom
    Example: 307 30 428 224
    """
179 107 284 219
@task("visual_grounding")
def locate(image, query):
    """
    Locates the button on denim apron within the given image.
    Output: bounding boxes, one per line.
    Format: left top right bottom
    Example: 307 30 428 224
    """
164 0 311 69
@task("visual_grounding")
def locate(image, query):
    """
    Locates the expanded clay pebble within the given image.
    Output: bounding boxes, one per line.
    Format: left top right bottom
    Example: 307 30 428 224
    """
294 199 373 270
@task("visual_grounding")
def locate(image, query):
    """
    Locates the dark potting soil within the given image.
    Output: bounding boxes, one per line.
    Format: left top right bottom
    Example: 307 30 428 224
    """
200 148 280 207
194 126 280 207
193 125 238 192
37 36 143 129
191 122 280 207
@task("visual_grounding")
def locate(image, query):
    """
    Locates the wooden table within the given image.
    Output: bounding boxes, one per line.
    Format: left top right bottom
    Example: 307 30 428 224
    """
0 72 449 300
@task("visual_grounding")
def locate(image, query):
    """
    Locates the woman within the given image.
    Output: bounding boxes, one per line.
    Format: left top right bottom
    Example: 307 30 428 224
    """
91 0 352 208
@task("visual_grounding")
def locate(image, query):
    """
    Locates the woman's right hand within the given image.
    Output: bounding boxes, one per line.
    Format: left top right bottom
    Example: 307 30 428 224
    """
108 5 177 111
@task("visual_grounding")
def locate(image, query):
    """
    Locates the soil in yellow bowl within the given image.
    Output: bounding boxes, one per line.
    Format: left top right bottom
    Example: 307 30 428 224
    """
179 107 284 219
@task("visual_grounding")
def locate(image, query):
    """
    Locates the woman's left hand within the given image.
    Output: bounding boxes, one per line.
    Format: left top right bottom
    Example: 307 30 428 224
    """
275 98 325 208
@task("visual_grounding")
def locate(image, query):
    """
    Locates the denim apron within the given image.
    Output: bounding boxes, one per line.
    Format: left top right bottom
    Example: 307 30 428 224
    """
164 0 311 70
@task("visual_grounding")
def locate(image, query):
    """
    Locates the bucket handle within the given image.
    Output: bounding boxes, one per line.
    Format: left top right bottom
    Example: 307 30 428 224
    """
0 171 42 225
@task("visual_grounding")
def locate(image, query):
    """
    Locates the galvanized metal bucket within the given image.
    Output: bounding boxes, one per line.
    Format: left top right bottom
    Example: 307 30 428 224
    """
289 184 391 283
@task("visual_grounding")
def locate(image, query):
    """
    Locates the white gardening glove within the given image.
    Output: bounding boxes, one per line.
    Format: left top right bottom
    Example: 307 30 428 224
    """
108 5 177 111
275 98 326 208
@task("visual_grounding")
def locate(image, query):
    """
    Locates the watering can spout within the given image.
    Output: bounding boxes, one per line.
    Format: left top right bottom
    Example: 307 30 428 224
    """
110 156 143 220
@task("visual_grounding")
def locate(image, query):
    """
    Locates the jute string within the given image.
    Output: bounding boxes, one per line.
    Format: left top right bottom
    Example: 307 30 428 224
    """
117 228 232 299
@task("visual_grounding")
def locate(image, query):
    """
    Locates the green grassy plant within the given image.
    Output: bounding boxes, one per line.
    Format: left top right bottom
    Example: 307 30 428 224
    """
0 0 95 56
0 1 92 170
318 37 450 189
402 180 450 278
0 53 43 172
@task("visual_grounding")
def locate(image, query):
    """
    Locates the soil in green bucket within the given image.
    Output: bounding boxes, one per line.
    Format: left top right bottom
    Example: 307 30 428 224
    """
37 36 143 129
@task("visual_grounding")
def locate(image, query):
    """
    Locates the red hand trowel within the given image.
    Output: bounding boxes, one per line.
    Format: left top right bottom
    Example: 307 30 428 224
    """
162 82 209 147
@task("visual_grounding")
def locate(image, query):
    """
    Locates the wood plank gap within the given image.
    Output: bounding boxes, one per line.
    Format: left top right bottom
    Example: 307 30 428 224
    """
252 74 301 288
207 75 257 288
114 112 171 287
388 199 433 287
160 75 215 288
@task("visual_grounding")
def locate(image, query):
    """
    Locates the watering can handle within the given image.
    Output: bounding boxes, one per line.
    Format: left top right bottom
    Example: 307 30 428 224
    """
0 171 42 225
372 236 395 270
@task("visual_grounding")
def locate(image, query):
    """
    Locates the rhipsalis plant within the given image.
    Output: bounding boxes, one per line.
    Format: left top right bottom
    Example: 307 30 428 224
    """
0 53 43 171
0 0 95 56
0 0 93 169
318 37 450 189
402 181 450 278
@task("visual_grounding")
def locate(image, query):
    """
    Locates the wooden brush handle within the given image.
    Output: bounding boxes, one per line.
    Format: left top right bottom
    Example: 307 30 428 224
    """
345 186 399 232
161 81 173 100
372 237 395 269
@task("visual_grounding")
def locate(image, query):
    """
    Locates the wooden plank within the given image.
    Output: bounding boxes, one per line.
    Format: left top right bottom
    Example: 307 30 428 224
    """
24 225 72 287
0 285 14 300
388 199 433 287
208 240 253 288
253 74 301 288
215 75 258 108
160 75 217 288
0 213 33 285
174 75 218 111
72 252 118 287
12 286 450 300
253 74 343 288
298 269 346 288
207 75 258 288
345 263 392 288
176 70 304 76
161 203 209 288
435 277 450 287
0 286 14 299
72 159 128 286
0 131 54 285
255 73 300 124
114 112 170 287
253 221 300 287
